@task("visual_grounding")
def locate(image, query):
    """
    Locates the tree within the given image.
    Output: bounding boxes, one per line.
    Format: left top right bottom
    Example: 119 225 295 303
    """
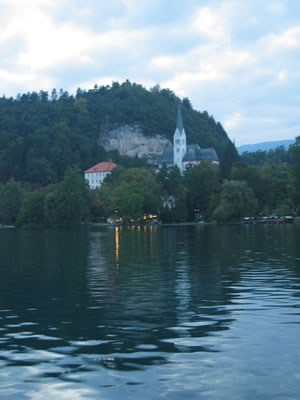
232 161 293 213
240 146 292 165
0 82 234 186
182 97 193 109
156 164 169 194
289 136 300 208
260 163 293 211
44 166 90 226
185 163 220 219
213 180 258 221
88 188 107 222
220 141 239 179
0 179 23 225
160 166 187 223
99 168 161 222
17 191 46 227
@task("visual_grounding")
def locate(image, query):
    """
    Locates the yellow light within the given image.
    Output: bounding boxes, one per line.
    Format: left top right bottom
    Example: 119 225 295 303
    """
115 226 120 266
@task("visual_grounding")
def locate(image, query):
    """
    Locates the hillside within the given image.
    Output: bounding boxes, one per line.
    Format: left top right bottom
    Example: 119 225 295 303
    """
237 139 295 154
0 81 237 185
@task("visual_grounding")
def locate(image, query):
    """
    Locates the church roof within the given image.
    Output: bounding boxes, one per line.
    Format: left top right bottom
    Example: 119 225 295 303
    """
159 144 219 165
196 147 219 161
183 145 219 162
182 144 201 162
160 146 174 164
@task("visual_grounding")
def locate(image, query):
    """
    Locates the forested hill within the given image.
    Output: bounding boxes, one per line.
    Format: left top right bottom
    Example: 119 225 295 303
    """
237 139 295 154
0 80 237 185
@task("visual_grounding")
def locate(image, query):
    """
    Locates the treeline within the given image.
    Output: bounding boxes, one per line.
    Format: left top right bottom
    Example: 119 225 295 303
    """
1 80 298 225
240 146 292 165
96 136 300 222
0 81 237 186
2 136 299 228
93 140 300 223
0 167 89 227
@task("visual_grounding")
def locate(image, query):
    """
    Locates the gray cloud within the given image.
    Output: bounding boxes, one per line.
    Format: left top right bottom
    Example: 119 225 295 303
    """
0 0 300 144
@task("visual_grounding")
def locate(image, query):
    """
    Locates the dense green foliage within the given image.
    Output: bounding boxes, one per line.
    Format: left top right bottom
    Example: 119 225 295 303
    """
213 180 257 222
15 166 90 227
185 163 220 219
96 168 161 222
289 137 300 206
0 178 23 225
0 80 299 225
0 81 237 186
240 146 292 165
231 162 293 213
1 138 300 226
159 166 188 223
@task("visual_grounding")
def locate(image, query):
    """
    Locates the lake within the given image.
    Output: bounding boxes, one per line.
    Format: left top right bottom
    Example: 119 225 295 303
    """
0 224 300 399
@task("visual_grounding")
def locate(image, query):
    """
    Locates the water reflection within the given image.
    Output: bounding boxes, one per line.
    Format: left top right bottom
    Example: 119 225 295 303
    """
0 225 300 399
84 225 238 365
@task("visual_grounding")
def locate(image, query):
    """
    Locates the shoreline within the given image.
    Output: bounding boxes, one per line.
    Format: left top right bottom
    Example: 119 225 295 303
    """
2 217 300 230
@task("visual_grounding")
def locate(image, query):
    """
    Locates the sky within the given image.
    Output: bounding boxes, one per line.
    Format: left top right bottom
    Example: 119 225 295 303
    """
1 0 300 146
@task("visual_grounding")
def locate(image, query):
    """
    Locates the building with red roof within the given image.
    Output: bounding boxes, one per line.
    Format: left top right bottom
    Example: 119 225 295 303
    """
84 161 117 189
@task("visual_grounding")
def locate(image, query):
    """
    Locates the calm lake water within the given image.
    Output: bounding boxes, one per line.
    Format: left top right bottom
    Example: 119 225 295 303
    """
0 224 300 399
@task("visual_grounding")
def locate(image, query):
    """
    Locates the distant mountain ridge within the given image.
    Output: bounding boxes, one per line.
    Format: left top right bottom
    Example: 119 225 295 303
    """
237 139 296 154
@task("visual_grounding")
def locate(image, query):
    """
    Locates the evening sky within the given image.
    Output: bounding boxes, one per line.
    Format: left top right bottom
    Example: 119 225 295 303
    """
1 0 300 145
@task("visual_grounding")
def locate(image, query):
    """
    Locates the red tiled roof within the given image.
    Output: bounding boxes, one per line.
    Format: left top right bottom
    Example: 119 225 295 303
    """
84 162 117 173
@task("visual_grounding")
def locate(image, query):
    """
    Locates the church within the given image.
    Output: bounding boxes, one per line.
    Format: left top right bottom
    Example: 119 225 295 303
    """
159 105 219 173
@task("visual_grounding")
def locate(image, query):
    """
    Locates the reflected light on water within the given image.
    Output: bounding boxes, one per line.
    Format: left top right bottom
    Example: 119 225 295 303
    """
115 226 120 268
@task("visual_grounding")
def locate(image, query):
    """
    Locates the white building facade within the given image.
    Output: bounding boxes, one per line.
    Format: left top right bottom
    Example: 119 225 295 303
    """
84 161 117 189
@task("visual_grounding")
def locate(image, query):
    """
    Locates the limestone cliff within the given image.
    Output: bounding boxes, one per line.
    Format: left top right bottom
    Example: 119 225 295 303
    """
99 124 171 165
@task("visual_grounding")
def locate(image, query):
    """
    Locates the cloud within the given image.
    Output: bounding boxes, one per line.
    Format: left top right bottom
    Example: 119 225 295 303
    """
1 3 149 72
0 68 54 95
223 112 244 131
0 0 152 93
261 26 300 52
18 24 147 71
0 0 300 144
190 6 227 41
224 103 300 146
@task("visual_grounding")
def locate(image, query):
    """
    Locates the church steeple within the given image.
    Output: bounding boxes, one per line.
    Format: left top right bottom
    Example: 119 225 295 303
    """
173 103 187 172
176 103 184 134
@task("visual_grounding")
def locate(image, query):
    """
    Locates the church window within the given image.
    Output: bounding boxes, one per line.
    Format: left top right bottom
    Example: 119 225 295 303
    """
175 139 180 144
176 148 180 152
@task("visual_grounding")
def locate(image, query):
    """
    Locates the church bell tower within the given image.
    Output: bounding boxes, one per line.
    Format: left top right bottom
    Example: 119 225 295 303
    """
173 104 187 173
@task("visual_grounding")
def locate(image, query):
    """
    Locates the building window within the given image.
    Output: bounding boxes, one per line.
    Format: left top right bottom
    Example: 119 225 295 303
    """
175 139 180 144
177 148 180 152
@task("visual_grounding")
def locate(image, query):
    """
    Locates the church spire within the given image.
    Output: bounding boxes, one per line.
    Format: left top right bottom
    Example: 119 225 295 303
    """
173 103 187 173
176 103 184 133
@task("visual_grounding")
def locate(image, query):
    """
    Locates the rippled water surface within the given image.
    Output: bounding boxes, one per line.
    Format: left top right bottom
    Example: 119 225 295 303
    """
0 224 300 399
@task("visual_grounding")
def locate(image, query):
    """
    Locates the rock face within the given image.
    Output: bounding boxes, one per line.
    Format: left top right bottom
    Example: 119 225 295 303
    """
99 124 171 165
